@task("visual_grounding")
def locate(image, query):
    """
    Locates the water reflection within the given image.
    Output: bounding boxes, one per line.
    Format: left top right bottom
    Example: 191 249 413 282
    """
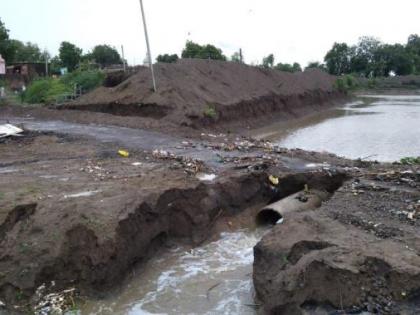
254 95 420 162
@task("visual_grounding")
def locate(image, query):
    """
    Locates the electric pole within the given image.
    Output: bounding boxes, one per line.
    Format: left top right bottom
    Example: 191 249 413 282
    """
139 0 157 92
121 45 126 72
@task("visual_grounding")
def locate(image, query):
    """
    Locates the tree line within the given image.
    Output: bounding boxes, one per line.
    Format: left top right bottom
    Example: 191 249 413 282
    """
0 18 122 73
323 35 420 77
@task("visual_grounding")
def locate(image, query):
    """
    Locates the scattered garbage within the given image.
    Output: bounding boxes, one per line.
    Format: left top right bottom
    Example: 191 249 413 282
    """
132 162 142 166
196 173 217 182
118 149 130 158
152 149 205 175
64 190 101 199
0 124 23 138
34 284 78 315
268 175 279 186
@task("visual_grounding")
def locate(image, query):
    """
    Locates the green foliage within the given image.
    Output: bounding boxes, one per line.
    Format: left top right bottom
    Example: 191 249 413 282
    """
24 70 104 104
8 40 44 62
230 51 243 63
90 45 122 67
335 75 357 93
305 61 326 71
181 41 226 61
324 43 352 75
262 54 275 68
61 70 105 92
203 104 217 119
156 54 179 63
275 62 302 73
23 78 70 104
400 157 420 165
0 18 13 62
59 41 82 71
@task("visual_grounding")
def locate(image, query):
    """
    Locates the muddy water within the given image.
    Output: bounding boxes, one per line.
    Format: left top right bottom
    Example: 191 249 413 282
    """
253 95 420 162
80 228 268 315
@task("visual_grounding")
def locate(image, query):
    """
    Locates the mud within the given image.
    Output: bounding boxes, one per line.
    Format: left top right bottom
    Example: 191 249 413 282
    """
254 164 420 314
57 59 344 131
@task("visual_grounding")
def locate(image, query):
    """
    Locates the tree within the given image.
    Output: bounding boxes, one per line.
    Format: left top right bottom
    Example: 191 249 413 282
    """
59 42 82 71
181 41 226 61
374 44 413 76
305 61 326 71
230 49 243 63
90 45 122 67
406 34 420 74
324 43 352 75
350 36 382 76
9 40 43 62
156 54 179 63
275 62 302 73
0 18 13 62
262 54 275 68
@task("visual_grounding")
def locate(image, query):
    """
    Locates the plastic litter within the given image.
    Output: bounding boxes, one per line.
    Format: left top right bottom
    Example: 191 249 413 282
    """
269 175 279 186
0 124 23 138
118 150 130 158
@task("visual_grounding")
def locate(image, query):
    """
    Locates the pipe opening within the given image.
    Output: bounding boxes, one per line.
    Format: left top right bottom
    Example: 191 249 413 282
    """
256 209 283 226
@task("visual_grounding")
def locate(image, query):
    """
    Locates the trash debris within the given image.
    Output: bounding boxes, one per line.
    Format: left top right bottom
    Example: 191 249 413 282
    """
132 162 142 166
34 286 77 315
196 173 217 182
0 124 23 138
269 175 279 186
64 190 101 199
118 149 130 158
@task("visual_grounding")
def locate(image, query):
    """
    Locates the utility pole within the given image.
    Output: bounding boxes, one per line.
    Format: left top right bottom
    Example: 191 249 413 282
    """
44 50 49 76
139 0 157 92
121 45 126 72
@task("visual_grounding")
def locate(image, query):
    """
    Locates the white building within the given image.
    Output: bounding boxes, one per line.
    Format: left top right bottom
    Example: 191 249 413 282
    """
0 54 5 75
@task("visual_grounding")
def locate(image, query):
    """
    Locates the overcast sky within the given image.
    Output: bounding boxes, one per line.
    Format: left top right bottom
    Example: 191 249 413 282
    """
2 0 420 66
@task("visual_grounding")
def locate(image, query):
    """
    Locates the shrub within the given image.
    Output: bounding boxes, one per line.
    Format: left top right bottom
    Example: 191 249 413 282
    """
61 70 105 92
335 75 358 93
203 104 217 119
24 78 70 104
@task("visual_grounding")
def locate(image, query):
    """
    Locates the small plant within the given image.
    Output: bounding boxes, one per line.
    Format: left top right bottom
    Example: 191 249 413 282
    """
335 74 358 93
400 156 420 165
203 104 217 119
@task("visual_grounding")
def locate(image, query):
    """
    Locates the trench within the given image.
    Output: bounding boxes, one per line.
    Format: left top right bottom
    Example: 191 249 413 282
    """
79 172 345 315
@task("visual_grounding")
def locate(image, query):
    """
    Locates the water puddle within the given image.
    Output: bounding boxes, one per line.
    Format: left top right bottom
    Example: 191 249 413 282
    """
81 228 268 315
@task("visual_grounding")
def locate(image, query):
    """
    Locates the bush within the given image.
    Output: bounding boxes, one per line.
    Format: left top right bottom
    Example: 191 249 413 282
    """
335 75 358 93
61 70 105 92
203 104 217 119
24 78 70 104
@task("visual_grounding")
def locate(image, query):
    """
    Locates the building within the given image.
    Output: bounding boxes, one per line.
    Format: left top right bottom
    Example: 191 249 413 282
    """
5 62 47 91
0 55 5 75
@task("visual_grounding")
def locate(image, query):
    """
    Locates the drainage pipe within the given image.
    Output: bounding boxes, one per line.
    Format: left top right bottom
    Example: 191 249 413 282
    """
256 190 330 225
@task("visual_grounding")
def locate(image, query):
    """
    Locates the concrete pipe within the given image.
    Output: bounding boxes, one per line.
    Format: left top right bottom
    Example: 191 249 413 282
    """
256 190 330 225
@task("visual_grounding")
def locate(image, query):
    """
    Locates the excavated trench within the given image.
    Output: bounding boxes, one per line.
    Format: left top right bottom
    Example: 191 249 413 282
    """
74 171 347 314
0 169 347 314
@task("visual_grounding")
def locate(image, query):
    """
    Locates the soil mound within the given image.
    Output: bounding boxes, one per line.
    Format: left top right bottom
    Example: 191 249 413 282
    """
67 59 341 127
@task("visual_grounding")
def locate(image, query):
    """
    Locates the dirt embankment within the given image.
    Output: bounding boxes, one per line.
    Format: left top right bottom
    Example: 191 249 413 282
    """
61 59 345 130
254 165 420 314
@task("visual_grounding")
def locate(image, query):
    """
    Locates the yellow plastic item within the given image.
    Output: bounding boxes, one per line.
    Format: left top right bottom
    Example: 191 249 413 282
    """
118 150 130 158
269 175 279 186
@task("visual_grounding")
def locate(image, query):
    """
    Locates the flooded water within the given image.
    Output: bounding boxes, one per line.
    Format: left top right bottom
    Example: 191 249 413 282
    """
80 229 268 315
253 95 420 162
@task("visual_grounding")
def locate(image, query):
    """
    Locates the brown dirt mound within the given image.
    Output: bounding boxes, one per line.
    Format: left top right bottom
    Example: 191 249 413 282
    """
66 59 341 127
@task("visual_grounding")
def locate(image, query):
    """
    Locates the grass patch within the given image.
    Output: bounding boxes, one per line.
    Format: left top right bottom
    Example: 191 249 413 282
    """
203 104 218 119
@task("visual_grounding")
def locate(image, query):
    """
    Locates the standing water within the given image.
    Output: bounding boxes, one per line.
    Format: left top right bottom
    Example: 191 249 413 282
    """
253 95 420 162
81 228 268 315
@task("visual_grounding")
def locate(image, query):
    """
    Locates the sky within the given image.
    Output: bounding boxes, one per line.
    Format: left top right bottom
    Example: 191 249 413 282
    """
2 0 420 66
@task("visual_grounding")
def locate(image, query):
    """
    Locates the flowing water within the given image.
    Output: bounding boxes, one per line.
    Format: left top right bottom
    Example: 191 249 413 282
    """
80 229 268 315
253 94 420 162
